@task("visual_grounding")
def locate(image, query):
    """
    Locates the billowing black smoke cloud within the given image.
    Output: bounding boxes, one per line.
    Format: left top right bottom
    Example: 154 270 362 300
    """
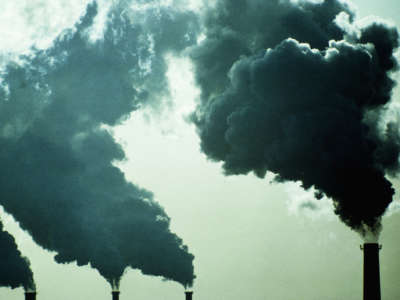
0 221 34 290
0 1 198 288
190 0 400 235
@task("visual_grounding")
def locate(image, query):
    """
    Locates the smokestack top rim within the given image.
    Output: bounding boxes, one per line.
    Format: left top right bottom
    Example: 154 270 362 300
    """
362 243 382 248
360 243 382 251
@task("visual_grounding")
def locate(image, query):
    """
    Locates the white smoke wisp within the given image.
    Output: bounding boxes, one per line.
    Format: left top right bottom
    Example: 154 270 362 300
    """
0 0 91 55
111 278 120 292
384 198 400 217
359 222 382 243
285 181 395 243
285 182 336 220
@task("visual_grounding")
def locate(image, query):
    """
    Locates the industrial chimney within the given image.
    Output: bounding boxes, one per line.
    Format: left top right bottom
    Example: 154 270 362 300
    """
25 291 36 300
360 243 381 300
185 291 193 300
112 290 120 300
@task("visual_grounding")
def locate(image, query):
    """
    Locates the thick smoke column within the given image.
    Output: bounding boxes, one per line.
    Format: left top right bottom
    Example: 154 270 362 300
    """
0 1 198 287
0 221 35 290
190 0 400 235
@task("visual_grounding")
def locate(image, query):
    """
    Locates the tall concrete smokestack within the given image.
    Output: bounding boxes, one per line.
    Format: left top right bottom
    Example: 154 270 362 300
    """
361 243 381 300
112 290 120 300
185 291 193 300
25 291 36 300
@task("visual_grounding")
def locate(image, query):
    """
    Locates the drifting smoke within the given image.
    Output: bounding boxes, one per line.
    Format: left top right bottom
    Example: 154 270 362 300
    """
0 221 34 290
0 1 198 288
190 0 400 238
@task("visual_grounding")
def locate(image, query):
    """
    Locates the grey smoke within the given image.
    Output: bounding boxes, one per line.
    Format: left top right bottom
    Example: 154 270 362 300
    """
300 201 318 211
0 221 34 291
190 0 399 235
0 1 198 288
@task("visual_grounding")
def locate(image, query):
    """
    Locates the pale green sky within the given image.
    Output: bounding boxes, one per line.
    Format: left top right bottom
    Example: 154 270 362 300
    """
1 1 400 300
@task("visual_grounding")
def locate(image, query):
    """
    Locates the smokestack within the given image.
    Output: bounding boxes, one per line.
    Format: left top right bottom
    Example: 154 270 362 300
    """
185 291 193 300
361 243 381 300
25 291 36 300
112 290 120 300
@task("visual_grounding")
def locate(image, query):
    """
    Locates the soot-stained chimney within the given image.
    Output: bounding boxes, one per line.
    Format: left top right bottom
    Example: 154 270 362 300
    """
185 291 193 300
112 290 120 300
361 243 381 300
25 291 36 300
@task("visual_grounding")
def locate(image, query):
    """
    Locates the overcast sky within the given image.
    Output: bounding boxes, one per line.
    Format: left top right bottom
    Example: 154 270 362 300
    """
0 1 400 300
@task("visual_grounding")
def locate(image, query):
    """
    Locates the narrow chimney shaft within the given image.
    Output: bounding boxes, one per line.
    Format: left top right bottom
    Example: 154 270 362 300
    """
112 291 120 300
361 243 381 300
185 291 193 300
25 291 36 300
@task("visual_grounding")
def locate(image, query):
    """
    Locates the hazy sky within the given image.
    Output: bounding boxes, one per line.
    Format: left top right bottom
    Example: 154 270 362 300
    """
0 1 400 300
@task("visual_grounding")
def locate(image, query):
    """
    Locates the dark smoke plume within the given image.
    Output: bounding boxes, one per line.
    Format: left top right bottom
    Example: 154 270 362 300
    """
190 0 400 236
0 1 198 287
0 221 35 290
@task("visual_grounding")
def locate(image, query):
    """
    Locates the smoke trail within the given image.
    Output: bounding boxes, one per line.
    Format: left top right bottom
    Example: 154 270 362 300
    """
190 0 400 237
0 1 198 287
0 221 35 291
